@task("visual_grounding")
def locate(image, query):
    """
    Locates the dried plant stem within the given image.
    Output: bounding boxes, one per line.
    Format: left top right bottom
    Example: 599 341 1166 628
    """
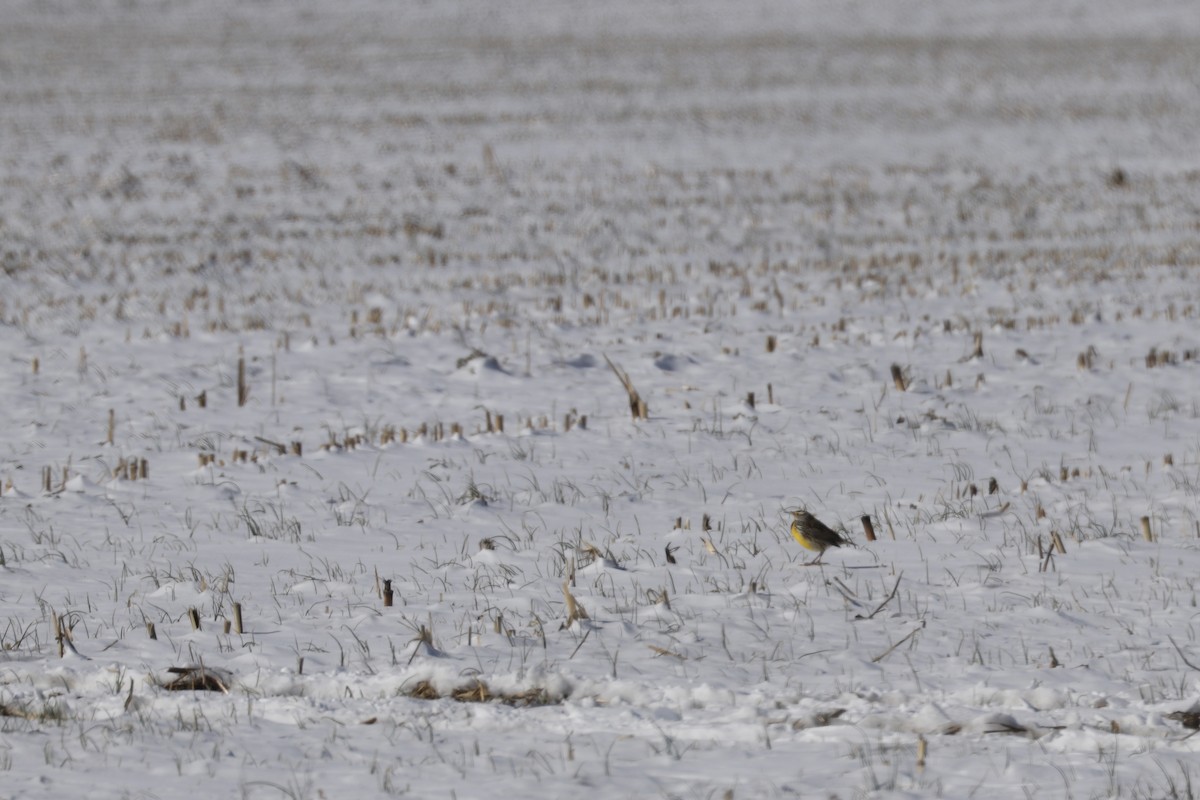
603 354 648 420
562 580 588 628
858 573 901 620
872 623 923 663
237 356 248 406
861 515 877 542
1168 635 1200 672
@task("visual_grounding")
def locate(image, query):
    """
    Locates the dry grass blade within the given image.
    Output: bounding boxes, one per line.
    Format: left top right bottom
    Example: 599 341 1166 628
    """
983 718 1036 737
647 644 686 660
871 623 923 663
562 579 588 628
856 573 902 620
407 679 441 700
832 578 865 608
452 679 493 703
253 435 287 455
569 627 592 659
1168 635 1200 671
406 624 436 665
578 541 607 565
603 353 648 420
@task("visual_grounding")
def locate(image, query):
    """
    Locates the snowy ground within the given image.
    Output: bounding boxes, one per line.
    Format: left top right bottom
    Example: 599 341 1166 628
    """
3 1 1200 797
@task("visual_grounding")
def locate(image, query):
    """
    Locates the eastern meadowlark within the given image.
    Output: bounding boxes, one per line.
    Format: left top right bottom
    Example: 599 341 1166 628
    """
790 509 851 563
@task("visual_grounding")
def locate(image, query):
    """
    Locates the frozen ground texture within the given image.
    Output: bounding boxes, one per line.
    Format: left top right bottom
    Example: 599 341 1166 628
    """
3 1 1200 797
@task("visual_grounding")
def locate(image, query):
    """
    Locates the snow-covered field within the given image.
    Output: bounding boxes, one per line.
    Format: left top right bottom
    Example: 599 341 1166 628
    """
4 1 1200 797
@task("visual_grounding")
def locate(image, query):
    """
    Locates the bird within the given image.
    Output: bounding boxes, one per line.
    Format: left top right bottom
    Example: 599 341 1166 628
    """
1166 708 1200 732
790 509 851 564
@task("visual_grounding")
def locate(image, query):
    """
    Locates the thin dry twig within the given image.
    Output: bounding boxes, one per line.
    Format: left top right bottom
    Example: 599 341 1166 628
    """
569 627 592 659
1168 635 1200 671
856 573 902 620
871 623 923 663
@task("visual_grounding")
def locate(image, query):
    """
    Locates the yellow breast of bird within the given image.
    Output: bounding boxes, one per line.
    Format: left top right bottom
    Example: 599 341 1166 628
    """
790 522 823 551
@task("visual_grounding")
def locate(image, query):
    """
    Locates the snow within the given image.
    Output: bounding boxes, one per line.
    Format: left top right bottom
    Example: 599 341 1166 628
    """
2 0 1200 797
